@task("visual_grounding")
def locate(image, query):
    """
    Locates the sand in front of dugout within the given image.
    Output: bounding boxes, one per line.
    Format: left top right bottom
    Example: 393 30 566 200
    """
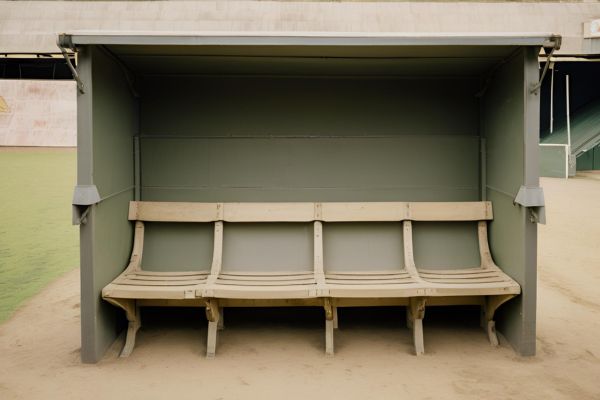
1 175 599 400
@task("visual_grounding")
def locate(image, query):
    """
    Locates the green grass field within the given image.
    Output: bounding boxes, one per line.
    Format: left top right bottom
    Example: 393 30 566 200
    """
0 148 78 323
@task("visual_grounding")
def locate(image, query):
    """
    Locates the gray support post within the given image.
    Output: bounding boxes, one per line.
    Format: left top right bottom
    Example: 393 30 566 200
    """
77 46 98 364
519 46 541 356
495 46 540 356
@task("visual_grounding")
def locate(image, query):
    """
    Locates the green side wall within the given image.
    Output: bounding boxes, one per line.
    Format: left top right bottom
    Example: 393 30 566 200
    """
482 48 538 356
79 47 137 363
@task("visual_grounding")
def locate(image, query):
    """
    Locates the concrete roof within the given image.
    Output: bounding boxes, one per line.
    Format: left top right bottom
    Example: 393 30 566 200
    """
1 1 599 55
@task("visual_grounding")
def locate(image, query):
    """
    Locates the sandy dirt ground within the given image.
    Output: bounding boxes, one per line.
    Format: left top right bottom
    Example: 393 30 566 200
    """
1 175 599 400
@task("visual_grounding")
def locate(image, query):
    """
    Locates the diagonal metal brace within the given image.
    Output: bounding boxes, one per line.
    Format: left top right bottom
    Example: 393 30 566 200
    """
57 37 84 94
530 35 561 95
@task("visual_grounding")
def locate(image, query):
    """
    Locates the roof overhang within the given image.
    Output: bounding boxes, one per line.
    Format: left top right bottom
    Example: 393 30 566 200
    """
58 31 561 49
57 32 562 90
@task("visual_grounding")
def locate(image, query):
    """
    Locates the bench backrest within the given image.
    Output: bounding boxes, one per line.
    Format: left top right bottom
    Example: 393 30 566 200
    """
127 201 495 275
128 201 493 223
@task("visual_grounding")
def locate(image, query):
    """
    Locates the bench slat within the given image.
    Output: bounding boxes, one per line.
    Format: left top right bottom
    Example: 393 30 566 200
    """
217 271 313 276
224 203 316 222
217 273 314 281
325 279 417 285
321 202 407 221
326 276 412 281
418 268 496 276
214 279 316 286
325 286 425 298
103 284 199 300
121 275 209 282
130 271 210 277
326 272 411 277
423 277 510 284
426 282 520 291
204 287 318 300
420 273 503 280
326 279 415 284
323 270 408 276
408 201 492 221
129 201 493 223
114 281 207 287
129 201 221 222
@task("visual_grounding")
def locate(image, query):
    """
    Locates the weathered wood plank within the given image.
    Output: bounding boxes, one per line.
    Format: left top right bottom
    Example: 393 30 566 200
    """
119 274 209 282
223 202 316 222
129 271 209 277
418 268 497 276
218 273 315 281
214 279 316 286
408 201 493 221
114 279 207 287
129 201 222 222
218 271 313 276
321 202 407 221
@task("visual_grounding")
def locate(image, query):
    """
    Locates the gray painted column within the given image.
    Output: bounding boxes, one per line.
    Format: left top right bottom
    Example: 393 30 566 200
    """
76 46 99 363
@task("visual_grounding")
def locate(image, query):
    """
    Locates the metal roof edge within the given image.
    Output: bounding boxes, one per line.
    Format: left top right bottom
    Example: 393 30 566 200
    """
58 31 561 49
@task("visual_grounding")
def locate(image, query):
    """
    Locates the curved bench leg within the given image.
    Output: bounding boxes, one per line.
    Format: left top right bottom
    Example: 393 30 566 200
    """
324 298 334 355
482 295 516 347
407 297 427 356
205 299 221 358
207 320 219 358
486 320 499 347
412 319 424 356
105 298 140 358
122 316 141 358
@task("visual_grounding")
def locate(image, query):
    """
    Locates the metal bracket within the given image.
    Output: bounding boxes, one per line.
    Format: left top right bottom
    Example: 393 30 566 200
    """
72 185 101 225
514 185 546 224
57 35 84 94
530 35 562 95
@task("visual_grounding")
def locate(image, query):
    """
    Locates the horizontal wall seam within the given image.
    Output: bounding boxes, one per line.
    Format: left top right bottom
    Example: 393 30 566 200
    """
141 185 480 190
138 134 481 139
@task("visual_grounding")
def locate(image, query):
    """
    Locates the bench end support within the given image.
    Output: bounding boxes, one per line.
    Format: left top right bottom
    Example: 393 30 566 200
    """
325 319 335 356
324 298 335 355
482 294 516 347
205 300 221 358
104 298 140 358
407 297 427 356
206 320 219 359
121 318 141 358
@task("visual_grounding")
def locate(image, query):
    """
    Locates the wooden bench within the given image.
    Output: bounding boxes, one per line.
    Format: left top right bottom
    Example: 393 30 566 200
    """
102 201 520 358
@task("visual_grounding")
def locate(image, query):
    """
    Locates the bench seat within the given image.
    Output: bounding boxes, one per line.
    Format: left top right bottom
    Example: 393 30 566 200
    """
324 271 424 298
102 200 521 359
418 268 521 296
204 271 318 299
102 271 209 300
